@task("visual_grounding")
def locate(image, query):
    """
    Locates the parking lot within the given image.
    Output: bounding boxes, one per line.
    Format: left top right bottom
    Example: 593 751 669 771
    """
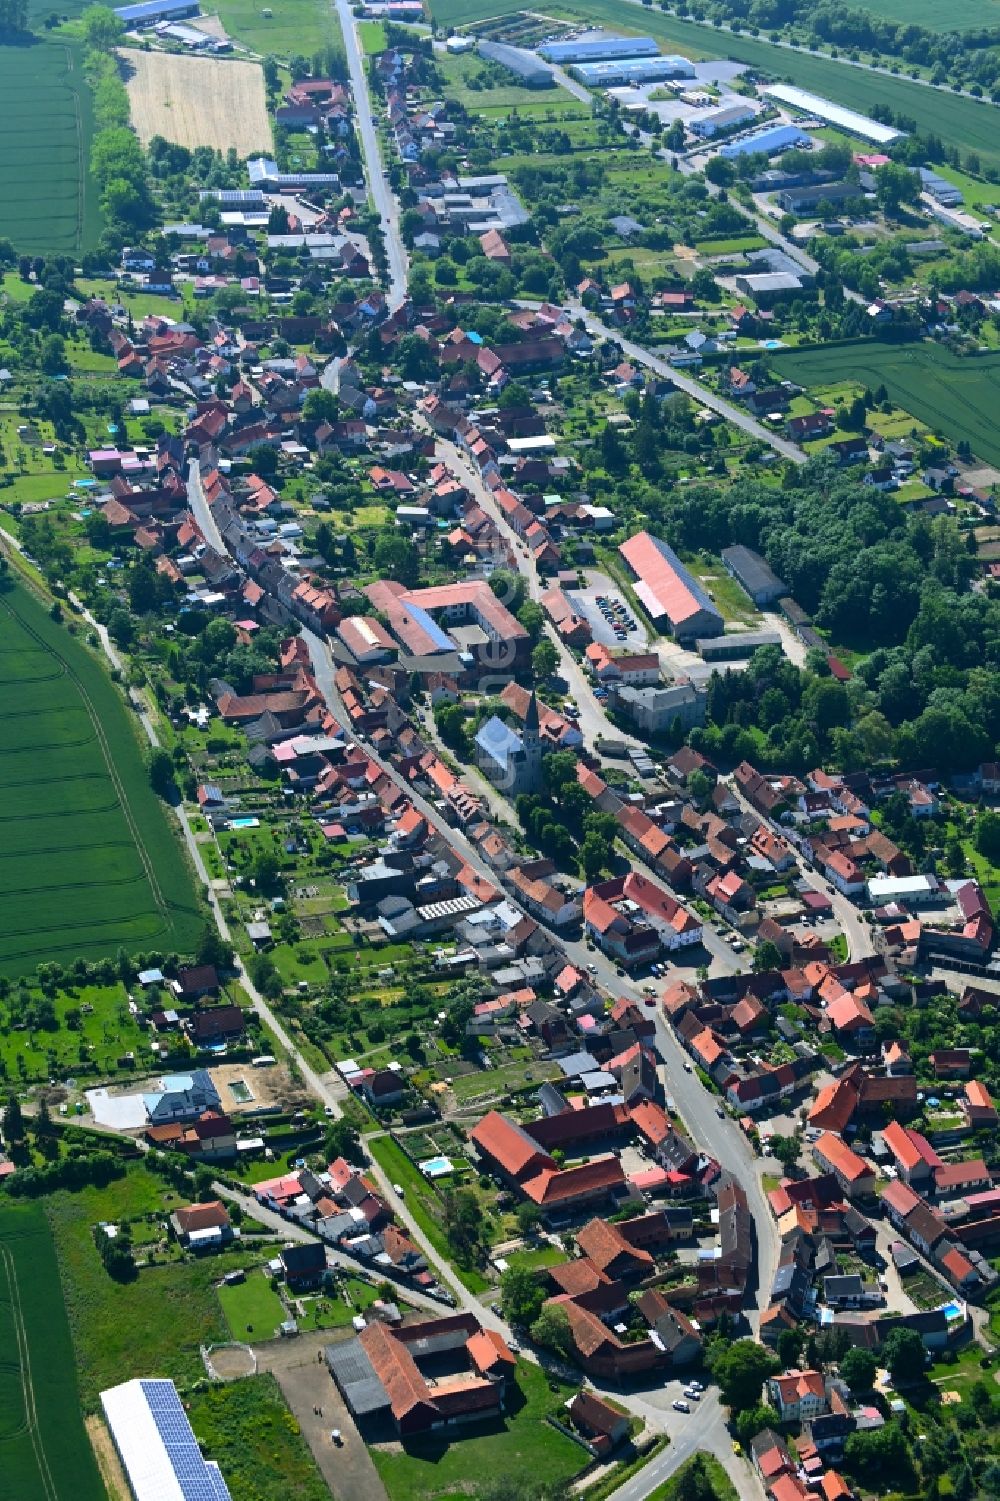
566 571 649 649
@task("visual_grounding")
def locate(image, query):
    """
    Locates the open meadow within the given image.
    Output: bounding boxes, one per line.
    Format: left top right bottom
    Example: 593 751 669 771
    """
772 339 1000 470
0 38 100 255
0 578 202 975
432 0 1000 171
209 0 344 59
121 47 273 154
0 1200 104 1501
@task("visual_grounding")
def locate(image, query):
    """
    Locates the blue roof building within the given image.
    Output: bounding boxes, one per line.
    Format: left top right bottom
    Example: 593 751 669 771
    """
540 35 660 63
572 54 694 86
719 123 811 159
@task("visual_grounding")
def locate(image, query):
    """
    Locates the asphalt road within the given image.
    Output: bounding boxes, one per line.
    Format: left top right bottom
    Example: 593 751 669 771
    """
187 458 225 553
419 427 643 753
725 780 875 963
568 300 807 464
335 0 408 312
561 930 779 1335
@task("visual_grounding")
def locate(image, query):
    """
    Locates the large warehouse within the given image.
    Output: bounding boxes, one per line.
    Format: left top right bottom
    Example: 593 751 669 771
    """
539 34 660 63
719 122 811 159
619 531 724 641
101 1379 233 1500
573 54 694 86
761 84 905 144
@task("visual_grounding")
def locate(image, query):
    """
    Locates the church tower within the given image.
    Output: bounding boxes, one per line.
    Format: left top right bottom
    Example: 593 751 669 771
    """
519 690 544 793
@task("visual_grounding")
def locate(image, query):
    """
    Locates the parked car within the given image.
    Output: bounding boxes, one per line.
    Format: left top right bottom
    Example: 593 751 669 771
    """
672 1400 690 1413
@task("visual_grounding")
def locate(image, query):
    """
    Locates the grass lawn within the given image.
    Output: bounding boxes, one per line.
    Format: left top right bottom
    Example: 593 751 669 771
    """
358 18 386 51
47 1165 232 1409
504 1243 565 1271
367 1134 490 1295
372 1360 583 1501
212 0 344 59
694 235 766 255
650 1454 738 1501
187 1373 330 1501
294 1275 381 1329
449 1057 562 1104
219 1268 287 1340
0 1200 105 1501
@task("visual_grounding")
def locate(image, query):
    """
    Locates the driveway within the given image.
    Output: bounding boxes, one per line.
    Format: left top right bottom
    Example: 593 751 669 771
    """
255 1330 388 1501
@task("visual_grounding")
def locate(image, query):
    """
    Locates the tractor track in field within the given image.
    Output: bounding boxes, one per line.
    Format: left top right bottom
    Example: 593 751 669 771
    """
0 1243 59 1501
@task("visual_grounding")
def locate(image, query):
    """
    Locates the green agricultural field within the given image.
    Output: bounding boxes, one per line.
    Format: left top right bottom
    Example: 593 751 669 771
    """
432 0 1000 170
835 0 1000 32
0 1200 105 1501
0 39 100 255
0 578 202 975
772 339 1000 468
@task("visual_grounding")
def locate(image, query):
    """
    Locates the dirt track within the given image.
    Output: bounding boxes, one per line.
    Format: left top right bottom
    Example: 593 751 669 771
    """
121 48 273 154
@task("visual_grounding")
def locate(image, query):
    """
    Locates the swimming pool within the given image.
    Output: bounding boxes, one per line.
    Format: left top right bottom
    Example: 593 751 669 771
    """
229 816 261 830
421 1155 454 1178
939 1299 964 1320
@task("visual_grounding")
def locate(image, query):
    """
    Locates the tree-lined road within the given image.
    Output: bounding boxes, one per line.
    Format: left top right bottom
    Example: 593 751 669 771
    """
335 0 408 311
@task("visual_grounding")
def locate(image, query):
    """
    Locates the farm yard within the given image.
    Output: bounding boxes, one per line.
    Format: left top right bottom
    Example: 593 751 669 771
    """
772 340 1000 470
0 38 100 256
431 0 1000 171
0 1200 105 1501
120 48 273 155
0 578 202 975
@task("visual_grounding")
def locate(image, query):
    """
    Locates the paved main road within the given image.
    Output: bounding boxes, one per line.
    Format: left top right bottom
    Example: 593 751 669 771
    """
186 458 225 553
568 301 806 464
335 0 408 311
419 426 642 754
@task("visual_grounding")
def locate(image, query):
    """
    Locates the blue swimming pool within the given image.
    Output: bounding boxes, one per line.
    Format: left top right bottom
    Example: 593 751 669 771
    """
421 1155 454 1178
229 816 261 830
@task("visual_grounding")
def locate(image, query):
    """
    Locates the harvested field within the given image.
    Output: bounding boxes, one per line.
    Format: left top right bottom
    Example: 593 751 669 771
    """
120 47 272 154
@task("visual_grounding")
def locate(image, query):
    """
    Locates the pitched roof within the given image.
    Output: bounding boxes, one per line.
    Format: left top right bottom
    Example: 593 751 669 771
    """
469 1111 555 1179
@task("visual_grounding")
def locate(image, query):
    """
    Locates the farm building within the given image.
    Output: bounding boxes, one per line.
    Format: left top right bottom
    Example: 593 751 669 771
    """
101 1379 233 1500
761 84 905 144
114 0 198 23
777 181 857 212
721 545 787 605
539 35 660 63
697 630 782 661
247 158 341 190
572 55 695 86
619 531 724 641
477 40 553 87
719 122 811 159
688 103 756 138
